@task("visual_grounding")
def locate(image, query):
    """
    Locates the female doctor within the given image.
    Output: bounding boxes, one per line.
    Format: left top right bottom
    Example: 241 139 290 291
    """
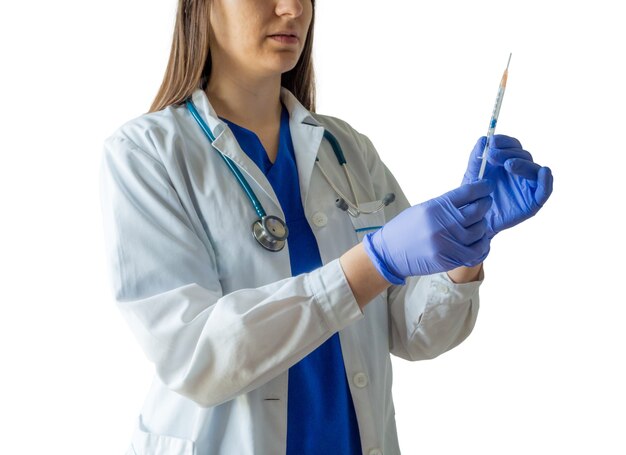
99 0 553 454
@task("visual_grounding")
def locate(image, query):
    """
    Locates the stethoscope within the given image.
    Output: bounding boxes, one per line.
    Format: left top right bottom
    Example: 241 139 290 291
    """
186 99 395 252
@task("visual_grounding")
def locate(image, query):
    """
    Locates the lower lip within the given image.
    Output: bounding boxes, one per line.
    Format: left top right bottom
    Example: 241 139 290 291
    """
269 35 299 45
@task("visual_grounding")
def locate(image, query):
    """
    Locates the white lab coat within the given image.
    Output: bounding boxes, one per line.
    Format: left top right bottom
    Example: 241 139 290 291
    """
99 87 483 455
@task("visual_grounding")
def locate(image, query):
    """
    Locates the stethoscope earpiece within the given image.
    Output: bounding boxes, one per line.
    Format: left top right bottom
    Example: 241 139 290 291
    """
382 193 396 206
335 198 349 211
334 193 396 217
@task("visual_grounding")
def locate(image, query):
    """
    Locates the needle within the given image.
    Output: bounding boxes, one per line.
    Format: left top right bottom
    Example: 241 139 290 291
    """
478 53 512 180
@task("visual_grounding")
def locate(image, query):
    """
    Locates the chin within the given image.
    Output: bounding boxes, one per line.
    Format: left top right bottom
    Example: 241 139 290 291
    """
264 59 300 76
252 50 301 77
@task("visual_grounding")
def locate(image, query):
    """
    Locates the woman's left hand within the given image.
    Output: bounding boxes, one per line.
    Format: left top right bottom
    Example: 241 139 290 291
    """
463 135 554 238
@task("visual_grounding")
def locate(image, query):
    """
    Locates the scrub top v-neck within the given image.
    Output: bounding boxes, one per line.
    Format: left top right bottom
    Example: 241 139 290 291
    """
220 103 363 455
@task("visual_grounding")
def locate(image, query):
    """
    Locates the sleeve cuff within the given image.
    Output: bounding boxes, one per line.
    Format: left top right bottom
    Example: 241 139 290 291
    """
401 271 483 332
431 270 483 303
306 259 365 332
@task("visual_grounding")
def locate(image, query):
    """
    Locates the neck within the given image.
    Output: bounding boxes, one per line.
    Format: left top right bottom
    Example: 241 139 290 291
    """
206 68 282 130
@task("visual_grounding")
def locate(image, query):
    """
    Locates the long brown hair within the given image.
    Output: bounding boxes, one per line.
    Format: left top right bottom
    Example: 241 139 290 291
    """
149 0 316 113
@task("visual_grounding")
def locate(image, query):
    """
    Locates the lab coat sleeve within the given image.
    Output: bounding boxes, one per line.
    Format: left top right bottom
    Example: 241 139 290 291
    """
99 134 364 408
354 131 483 361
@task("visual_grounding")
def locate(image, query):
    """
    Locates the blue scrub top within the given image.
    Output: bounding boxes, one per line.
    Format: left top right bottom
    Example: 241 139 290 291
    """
220 104 362 455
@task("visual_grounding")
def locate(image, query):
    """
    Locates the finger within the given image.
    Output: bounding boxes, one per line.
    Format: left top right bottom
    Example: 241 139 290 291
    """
470 136 487 160
491 134 522 149
457 196 492 226
464 137 488 182
446 180 495 208
504 158 541 180
461 236 491 267
457 219 488 245
488 147 534 166
534 166 553 206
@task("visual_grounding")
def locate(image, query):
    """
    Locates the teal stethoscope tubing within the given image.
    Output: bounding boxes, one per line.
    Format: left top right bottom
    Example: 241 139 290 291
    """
186 99 268 220
186 99 395 251
186 99 351 221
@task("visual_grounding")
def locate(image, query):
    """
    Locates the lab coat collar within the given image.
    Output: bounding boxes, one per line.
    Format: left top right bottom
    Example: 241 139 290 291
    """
188 87 325 213
188 87 321 134
278 87 322 127
189 88 227 137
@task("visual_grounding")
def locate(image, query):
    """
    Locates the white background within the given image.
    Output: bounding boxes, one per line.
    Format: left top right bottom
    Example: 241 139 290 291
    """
1 0 624 453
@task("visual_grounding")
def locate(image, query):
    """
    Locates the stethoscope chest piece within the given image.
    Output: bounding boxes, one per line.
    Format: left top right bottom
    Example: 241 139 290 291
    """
252 215 289 252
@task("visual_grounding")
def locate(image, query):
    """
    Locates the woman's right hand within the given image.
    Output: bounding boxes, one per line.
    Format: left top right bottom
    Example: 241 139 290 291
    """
463 135 554 238
362 180 494 285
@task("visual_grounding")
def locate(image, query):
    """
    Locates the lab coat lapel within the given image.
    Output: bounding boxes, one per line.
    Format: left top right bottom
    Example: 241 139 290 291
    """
279 88 325 212
189 88 324 215
190 89 283 215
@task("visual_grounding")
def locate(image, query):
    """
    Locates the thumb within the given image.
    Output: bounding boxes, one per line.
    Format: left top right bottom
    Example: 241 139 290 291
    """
445 179 495 208
465 136 488 182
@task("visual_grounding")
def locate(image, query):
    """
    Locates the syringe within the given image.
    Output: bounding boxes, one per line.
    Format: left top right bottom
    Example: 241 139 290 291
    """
478 53 512 180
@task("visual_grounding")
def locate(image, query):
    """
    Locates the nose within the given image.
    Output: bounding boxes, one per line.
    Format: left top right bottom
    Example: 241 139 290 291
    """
275 0 304 17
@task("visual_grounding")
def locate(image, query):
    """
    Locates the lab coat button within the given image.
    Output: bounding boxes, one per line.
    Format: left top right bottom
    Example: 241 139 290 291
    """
369 449 383 455
434 282 449 294
353 372 368 388
311 212 328 227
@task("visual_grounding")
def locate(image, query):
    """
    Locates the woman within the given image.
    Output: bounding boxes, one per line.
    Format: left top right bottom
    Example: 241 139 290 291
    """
99 0 553 454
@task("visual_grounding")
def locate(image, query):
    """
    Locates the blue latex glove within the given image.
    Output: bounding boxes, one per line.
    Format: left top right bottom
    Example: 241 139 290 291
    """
463 135 553 238
363 180 494 285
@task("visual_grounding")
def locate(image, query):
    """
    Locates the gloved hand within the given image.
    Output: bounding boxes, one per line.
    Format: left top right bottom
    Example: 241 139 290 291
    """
363 180 494 285
463 135 553 237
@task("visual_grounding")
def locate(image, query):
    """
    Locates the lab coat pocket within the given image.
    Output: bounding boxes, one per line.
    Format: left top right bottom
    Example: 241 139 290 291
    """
128 415 195 455
348 201 386 242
